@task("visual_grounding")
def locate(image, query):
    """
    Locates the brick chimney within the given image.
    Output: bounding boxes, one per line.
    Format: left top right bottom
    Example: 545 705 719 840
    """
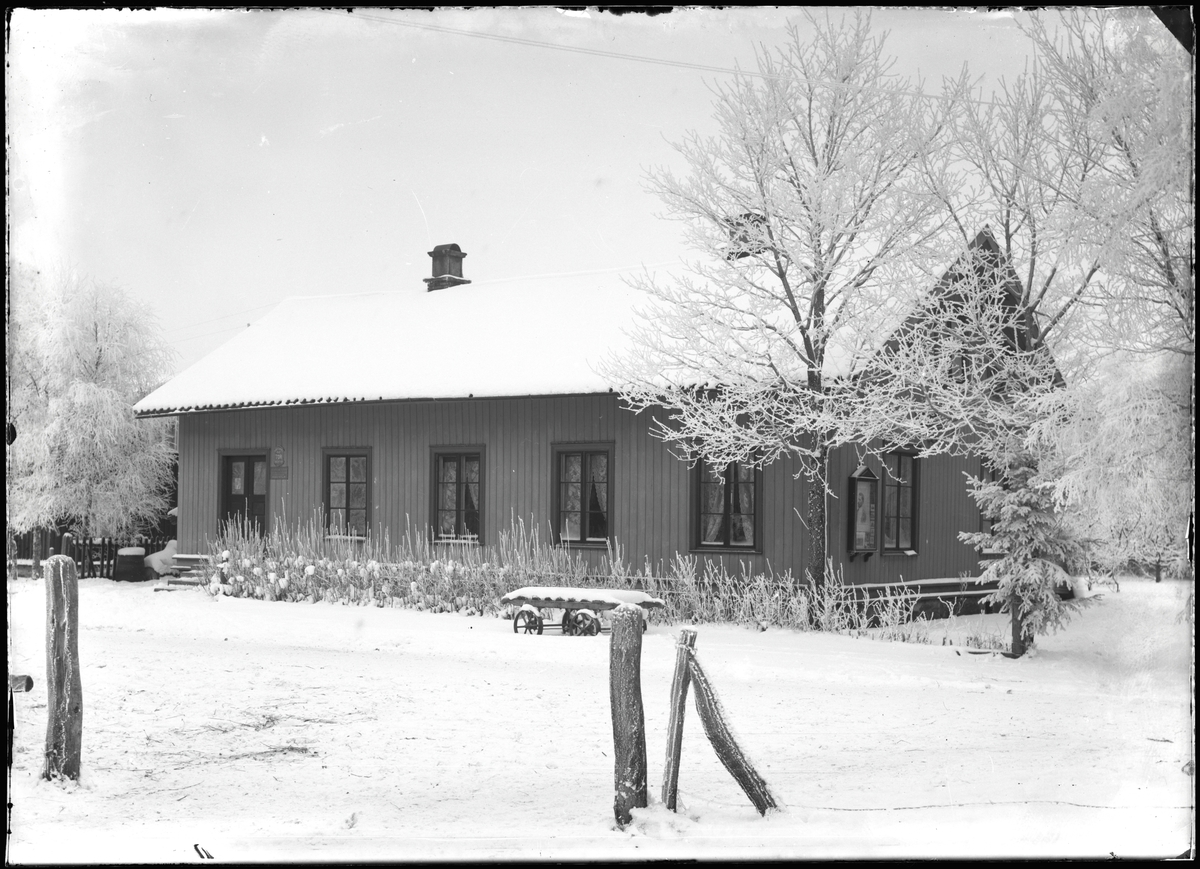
423 243 471 291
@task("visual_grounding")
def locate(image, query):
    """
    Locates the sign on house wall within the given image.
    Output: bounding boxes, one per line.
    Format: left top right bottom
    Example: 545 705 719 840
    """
270 446 288 479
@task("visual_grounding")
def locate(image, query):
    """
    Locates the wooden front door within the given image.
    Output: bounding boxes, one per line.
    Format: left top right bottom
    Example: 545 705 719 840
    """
221 455 267 533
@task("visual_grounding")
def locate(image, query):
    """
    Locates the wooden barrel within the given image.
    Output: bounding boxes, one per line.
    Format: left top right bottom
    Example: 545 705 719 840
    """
112 547 146 582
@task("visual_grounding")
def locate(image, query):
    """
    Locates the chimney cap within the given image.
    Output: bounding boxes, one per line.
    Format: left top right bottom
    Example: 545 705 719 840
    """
424 242 470 291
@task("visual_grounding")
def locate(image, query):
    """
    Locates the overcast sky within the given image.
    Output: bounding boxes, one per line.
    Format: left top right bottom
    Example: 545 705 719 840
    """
8 7 1044 373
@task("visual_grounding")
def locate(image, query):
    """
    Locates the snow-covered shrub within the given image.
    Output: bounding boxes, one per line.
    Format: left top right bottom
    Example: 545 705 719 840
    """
208 511 530 616
961 458 1095 648
807 563 868 633
870 591 928 643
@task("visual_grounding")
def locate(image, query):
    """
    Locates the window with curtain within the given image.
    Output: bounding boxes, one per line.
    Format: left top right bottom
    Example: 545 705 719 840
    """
882 452 917 551
434 452 481 541
326 452 369 537
696 461 758 549
555 446 611 544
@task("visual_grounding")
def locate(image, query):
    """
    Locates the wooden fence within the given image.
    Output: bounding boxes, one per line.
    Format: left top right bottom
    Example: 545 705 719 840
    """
10 529 173 579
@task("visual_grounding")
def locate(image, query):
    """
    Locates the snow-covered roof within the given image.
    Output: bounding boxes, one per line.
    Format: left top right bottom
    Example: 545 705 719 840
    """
135 273 647 416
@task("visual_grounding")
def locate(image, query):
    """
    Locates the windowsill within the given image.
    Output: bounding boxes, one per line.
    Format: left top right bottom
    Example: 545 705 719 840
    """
434 537 481 546
881 549 919 557
325 534 368 542
558 540 611 550
689 545 764 556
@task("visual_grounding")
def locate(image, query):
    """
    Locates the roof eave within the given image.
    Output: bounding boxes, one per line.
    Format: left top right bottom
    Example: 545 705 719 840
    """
133 388 623 419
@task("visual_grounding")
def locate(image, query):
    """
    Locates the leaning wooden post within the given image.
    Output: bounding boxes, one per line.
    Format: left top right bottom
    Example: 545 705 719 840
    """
688 651 778 815
662 629 696 811
609 604 647 827
43 555 83 780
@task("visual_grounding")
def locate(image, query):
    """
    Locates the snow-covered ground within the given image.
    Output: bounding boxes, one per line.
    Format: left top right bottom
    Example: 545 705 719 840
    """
6 574 1194 862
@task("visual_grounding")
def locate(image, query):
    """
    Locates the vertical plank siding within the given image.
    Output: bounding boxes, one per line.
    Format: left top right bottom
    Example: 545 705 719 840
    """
827 446 983 585
176 395 979 585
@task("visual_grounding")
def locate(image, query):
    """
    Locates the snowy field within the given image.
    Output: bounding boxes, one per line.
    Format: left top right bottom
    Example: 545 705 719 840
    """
6 574 1194 862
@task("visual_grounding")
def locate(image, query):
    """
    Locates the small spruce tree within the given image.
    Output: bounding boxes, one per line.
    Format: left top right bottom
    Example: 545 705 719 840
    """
960 456 1092 655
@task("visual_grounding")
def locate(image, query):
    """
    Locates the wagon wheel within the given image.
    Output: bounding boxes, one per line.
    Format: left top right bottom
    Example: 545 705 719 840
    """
573 611 600 637
561 610 577 636
514 610 543 635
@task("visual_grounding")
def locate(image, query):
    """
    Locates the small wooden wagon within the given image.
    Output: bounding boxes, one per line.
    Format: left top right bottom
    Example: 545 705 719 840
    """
500 586 665 636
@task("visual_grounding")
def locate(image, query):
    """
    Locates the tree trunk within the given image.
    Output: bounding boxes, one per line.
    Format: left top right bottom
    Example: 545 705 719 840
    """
806 438 829 592
804 361 829 594
662 629 697 812
1010 593 1026 658
43 555 83 780
609 605 647 827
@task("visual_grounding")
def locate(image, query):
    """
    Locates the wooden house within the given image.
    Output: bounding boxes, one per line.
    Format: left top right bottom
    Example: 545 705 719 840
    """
134 241 1000 590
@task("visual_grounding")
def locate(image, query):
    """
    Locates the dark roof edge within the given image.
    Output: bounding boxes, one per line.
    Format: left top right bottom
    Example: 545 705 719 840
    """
134 389 622 419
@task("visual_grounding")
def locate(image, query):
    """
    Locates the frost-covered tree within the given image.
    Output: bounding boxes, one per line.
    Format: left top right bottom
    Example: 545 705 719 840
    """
960 461 1087 653
839 229 1093 655
1032 351 1192 582
839 10 1193 650
1025 9 1193 362
8 269 177 540
603 11 952 587
1021 10 1194 583
829 32 1124 648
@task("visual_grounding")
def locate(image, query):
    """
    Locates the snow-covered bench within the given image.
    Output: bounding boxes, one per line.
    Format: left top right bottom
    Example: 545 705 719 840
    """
499 586 665 636
842 576 1002 620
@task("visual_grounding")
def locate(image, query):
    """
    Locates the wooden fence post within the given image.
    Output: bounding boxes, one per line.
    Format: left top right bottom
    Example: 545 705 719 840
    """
43 555 83 780
662 629 696 811
6 526 15 584
688 650 778 816
609 604 647 827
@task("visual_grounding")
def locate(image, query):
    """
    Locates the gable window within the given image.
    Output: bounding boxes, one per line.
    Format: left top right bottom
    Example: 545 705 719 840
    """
696 461 759 549
554 445 611 545
433 450 482 541
326 451 370 538
882 452 917 551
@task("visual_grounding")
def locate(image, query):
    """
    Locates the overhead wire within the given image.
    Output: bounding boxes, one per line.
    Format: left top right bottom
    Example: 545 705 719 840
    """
167 301 279 335
166 10 1120 355
317 8 769 78
171 323 252 344
313 7 1027 110
311 9 1139 210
